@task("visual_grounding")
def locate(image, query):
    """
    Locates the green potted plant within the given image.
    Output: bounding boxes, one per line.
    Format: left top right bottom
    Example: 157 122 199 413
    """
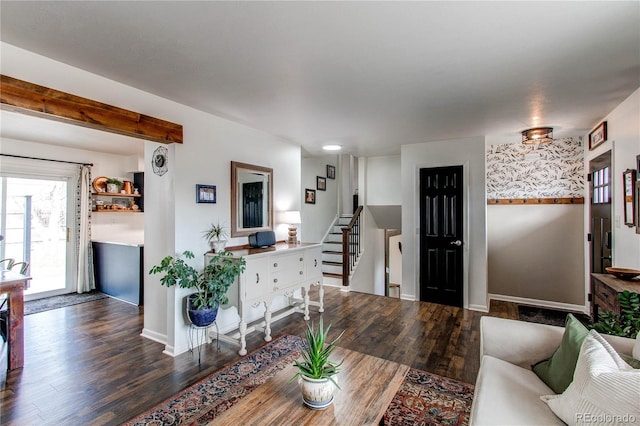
150 250 246 326
106 177 123 194
291 318 345 409
592 290 640 339
203 222 229 253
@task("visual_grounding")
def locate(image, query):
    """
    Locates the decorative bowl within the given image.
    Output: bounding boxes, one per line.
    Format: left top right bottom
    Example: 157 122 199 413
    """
605 267 640 280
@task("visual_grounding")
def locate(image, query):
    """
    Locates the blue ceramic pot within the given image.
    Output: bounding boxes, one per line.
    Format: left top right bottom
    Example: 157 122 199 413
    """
187 294 218 327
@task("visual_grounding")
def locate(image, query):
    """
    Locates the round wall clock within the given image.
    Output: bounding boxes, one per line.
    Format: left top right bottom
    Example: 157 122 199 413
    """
152 146 168 176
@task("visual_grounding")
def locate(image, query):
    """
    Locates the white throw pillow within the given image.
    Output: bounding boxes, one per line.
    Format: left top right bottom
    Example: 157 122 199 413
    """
541 330 640 426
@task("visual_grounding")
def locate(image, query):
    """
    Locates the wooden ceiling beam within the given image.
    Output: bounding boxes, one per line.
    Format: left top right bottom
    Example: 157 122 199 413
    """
0 75 183 145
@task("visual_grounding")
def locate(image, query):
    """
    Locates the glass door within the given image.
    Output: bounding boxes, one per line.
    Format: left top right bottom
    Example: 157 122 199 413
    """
0 176 74 299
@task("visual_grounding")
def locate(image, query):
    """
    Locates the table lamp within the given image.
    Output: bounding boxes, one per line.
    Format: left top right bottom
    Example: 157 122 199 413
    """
281 210 302 245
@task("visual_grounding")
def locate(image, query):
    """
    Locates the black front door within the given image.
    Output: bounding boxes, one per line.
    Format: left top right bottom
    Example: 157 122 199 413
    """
589 151 612 273
419 166 464 307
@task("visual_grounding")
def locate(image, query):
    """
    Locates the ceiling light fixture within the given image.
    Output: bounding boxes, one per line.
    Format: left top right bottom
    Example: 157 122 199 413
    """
521 127 553 145
322 144 342 151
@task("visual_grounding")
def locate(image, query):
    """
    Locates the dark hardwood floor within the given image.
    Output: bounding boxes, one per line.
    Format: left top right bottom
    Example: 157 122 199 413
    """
0 287 518 425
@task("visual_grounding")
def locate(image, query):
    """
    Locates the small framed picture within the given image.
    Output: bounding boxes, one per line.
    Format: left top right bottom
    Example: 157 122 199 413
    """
636 155 640 179
327 165 336 179
317 176 327 191
589 121 607 150
305 188 316 204
196 184 217 203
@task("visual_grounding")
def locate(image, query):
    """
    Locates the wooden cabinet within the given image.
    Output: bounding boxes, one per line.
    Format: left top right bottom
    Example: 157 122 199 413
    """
207 243 323 355
590 273 640 321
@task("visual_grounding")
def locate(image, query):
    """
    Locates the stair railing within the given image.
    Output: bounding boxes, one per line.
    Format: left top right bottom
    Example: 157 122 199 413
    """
341 206 363 286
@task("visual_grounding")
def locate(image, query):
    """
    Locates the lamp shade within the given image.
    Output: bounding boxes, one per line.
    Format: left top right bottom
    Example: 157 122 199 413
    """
280 210 302 224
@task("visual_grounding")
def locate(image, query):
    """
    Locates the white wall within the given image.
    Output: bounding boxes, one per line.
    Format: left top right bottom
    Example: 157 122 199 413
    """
401 136 487 310
488 204 585 307
2 43 302 356
366 155 401 205
584 88 640 273
301 155 338 243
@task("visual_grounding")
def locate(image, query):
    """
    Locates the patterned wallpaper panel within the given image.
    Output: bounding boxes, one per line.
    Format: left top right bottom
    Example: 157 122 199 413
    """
486 137 584 199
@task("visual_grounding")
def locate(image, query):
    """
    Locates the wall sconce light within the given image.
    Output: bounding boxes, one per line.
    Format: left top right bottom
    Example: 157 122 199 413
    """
522 127 553 145
280 210 302 245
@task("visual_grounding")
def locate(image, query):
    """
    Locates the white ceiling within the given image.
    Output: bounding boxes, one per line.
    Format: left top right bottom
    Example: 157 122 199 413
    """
1 1 639 157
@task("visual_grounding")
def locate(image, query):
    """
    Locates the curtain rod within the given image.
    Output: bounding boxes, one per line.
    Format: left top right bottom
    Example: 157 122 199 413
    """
0 153 93 167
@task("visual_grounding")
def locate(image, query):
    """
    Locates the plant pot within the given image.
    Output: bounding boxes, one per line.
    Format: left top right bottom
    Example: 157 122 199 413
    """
106 183 119 193
297 375 337 410
186 294 218 327
210 239 227 253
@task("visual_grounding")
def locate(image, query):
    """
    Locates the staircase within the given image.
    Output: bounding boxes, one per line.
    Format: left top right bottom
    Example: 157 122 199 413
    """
321 208 363 287
321 215 352 286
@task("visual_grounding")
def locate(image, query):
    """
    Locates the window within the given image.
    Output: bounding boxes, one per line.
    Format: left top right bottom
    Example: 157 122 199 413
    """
592 166 610 204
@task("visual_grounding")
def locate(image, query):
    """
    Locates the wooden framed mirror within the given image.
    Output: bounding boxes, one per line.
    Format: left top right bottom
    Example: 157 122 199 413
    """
623 168 636 227
231 161 273 237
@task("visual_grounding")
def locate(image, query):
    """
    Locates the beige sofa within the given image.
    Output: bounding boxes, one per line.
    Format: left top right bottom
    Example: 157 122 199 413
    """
469 316 637 425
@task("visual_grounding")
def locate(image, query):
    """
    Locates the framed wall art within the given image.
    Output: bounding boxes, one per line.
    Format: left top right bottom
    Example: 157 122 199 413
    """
317 176 327 191
623 169 636 227
588 121 607 150
305 188 316 204
327 164 336 179
196 184 217 204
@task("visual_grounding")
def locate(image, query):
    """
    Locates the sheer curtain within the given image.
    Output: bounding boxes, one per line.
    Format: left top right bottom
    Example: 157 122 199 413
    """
76 165 95 293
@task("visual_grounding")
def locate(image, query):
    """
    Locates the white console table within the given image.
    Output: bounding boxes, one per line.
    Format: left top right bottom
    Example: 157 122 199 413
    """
205 242 323 355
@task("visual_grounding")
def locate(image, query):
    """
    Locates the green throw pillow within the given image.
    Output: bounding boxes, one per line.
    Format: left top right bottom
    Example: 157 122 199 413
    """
532 313 589 393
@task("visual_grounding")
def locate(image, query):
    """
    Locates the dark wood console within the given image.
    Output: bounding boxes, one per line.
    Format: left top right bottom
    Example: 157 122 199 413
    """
590 273 640 321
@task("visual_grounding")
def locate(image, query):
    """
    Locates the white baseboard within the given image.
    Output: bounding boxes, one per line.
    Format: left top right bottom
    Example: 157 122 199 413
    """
400 293 415 301
489 293 588 314
140 328 167 345
162 345 176 357
468 303 489 313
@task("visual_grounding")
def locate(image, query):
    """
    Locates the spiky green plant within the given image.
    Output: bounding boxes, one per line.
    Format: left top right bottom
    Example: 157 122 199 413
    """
291 318 344 387
592 290 640 339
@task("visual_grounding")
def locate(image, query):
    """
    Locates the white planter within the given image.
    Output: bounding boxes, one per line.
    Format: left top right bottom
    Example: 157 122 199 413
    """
210 240 228 253
297 375 337 410
106 183 119 193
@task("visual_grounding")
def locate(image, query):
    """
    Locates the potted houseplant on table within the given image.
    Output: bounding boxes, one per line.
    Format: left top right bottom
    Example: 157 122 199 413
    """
106 178 123 194
203 222 229 253
291 318 345 410
150 250 246 327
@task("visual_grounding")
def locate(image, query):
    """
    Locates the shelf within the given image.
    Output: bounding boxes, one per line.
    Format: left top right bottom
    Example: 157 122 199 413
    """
93 210 142 213
92 192 141 197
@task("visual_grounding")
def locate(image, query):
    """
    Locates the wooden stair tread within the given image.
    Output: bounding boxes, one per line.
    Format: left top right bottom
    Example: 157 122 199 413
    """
322 250 342 255
389 283 400 288
323 272 342 278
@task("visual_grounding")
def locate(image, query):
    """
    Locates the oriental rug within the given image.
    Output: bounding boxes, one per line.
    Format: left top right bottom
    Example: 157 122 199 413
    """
124 335 475 426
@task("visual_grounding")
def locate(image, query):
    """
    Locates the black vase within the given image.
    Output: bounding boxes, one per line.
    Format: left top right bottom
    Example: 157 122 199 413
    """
186 294 218 327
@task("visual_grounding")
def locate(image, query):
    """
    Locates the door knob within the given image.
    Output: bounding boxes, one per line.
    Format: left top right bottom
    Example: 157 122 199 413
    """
450 240 462 246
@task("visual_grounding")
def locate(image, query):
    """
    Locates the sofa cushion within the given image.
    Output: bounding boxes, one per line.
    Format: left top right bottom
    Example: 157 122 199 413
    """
532 313 589 393
470 355 564 425
633 331 640 360
541 330 640 425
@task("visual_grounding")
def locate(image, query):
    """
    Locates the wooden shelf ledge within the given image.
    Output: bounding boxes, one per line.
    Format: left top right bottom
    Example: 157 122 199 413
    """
487 197 584 205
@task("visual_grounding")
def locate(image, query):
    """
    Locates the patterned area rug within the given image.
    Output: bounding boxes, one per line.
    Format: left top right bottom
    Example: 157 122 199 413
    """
384 368 474 425
24 291 108 315
517 305 591 327
124 335 475 426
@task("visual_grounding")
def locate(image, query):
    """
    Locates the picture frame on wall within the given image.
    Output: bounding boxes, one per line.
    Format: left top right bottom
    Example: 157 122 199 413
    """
327 165 336 179
305 188 316 204
196 184 216 203
317 176 327 191
589 121 607 150
623 169 636 227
